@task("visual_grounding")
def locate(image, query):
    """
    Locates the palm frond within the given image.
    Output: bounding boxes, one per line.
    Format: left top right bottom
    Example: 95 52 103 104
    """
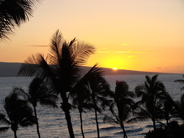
0 113 10 125
49 30 63 65
103 115 119 125
0 0 38 39
127 116 150 123
73 41 95 66
0 127 9 133
151 75 159 84
39 97 58 108
174 80 184 83
18 54 52 78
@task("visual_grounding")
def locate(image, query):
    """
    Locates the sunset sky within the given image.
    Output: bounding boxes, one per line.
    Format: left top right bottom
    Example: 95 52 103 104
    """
0 0 184 73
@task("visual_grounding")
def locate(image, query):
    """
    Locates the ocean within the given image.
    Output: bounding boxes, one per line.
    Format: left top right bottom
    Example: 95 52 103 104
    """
0 74 183 138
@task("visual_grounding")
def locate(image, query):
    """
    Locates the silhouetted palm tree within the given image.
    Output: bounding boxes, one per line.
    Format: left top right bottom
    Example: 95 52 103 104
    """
174 75 184 121
29 77 57 138
18 30 95 138
14 77 58 138
161 94 176 126
72 87 92 138
80 66 112 138
133 75 167 130
175 75 184 91
104 81 134 138
173 94 184 121
71 64 104 138
0 88 35 138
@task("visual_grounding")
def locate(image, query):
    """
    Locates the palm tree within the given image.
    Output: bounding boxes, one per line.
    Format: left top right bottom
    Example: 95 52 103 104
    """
28 77 57 138
104 81 134 138
0 88 36 138
0 0 39 39
14 77 58 138
72 87 92 138
161 94 176 126
18 30 95 138
174 75 184 121
175 75 184 90
80 66 112 138
173 94 184 121
133 75 167 130
71 64 105 138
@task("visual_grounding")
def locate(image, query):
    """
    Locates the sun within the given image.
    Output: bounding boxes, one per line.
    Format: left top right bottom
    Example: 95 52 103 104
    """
112 67 118 71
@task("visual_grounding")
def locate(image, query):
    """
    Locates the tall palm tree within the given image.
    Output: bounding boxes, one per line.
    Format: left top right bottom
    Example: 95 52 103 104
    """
104 81 134 138
14 77 58 138
80 66 112 138
18 30 95 138
0 0 39 39
28 77 57 138
133 75 167 130
71 64 104 138
72 87 92 138
0 88 36 138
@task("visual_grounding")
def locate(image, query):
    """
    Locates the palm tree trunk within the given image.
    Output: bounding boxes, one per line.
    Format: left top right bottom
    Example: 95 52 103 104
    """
60 93 75 138
120 121 128 138
166 119 169 126
152 118 156 131
64 109 75 138
94 108 100 138
13 130 17 138
33 106 41 138
79 111 85 138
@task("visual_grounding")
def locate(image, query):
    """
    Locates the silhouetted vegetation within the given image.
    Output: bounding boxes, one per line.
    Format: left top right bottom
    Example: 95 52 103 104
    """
11 77 58 138
18 30 95 138
0 88 36 138
130 75 168 130
0 0 39 39
145 121 184 138
71 64 106 138
104 81 134 138
77 65 112 138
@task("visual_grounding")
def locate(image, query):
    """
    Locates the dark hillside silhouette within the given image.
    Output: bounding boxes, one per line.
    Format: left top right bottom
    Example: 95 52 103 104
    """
0 62 159 77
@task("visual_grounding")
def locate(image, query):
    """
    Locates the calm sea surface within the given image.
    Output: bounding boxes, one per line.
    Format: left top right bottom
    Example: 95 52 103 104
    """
0 74 183 138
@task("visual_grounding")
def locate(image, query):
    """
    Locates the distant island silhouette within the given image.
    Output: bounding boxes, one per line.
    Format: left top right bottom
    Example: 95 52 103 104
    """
0 62 161 77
